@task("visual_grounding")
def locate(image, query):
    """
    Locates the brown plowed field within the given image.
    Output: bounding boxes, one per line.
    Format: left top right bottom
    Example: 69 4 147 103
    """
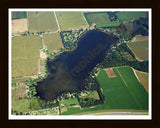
12 19 28 34
135 35 148 41
105 68 116 78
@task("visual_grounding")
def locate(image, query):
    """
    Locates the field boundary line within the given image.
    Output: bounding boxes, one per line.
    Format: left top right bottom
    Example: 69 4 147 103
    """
81 12 89 27
131 67 141 83
12 75 33 80
116 68 128 87
54 11 60 32
134 68 149 75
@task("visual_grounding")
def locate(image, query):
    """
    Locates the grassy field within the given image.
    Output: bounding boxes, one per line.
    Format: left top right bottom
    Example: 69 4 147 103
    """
12 35 42 77
56 12 88 30
116 11 147 22
12 83 27 99
12 98 30 113
43 33 64 53
128 40 148 61
60 98 80 114
12 12 27 19
62 66 148 115
88 91 100 100
28 12 58 32
84 12 111 25
135 70 149 92
60 98 79 106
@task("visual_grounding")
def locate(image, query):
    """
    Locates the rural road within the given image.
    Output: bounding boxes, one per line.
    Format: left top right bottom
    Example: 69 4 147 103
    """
83 112 149 115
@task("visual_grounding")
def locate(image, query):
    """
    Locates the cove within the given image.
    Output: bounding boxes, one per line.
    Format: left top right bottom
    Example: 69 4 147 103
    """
36 30 118 101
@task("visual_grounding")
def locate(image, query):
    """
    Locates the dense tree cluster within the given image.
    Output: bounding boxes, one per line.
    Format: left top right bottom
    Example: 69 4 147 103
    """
116 16 149 40
100 43 148 72
60 29 86 50
107 12 119 22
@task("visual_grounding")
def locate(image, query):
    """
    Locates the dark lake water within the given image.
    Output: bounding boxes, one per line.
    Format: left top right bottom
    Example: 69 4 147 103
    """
36 30 118 101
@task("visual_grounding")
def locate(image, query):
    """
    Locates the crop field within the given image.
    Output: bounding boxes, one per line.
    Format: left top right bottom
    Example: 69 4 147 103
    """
135 35 148 41
28 12 58 32
12 11 27 19
12 19 28 34
97 66 148 110
116 11 147 22
105 68 116 78
135 70 149 92
84 12 121 28
84 12 110 25
96 21 121 28
43 33 64 53
12 35 42 77
128 40 148 61
56 12 88 31
62 66 148 115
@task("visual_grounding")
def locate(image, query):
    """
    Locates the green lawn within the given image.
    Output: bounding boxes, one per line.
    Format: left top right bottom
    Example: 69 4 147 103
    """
12 35 42 77
43 33 64 53
56 12 88 31
128 40 148 61
62 66 148 115
60 98 79 106
12 12 27 19
28 12 58 32
116 11 147 22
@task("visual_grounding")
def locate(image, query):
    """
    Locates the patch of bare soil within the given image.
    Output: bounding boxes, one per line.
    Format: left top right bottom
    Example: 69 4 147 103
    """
12 19 28 34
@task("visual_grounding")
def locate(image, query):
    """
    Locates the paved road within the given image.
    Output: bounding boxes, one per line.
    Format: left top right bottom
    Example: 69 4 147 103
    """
84 112 149 115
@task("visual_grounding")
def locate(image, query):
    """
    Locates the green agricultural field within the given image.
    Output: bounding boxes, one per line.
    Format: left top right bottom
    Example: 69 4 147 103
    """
128 40 148 61
96 66 148 110
28 12 58 32
84 12 111 25
56 12 88 31
12 11 27 19
43 33 64 53
96 21 121 28
12 35 42 77
116 11 147 22
62 66 148 115
84 12 121 28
